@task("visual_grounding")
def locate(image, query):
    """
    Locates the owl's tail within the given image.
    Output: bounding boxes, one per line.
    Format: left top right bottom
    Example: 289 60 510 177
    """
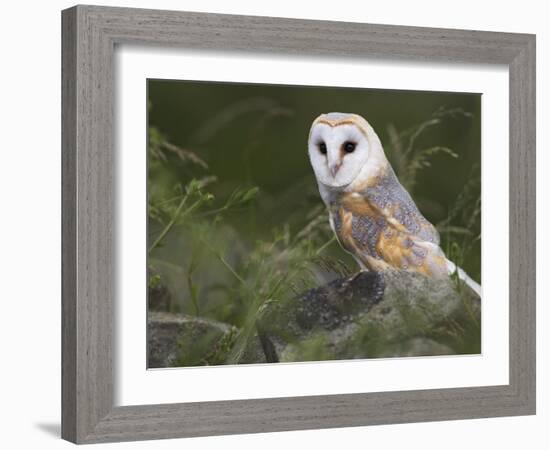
445 259 482 298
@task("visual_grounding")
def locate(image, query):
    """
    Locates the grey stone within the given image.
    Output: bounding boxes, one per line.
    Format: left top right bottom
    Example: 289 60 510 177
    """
147 311 237 368
255 270 480 362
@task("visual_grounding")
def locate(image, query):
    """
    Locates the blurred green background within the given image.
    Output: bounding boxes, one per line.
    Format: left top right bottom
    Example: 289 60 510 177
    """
147 79 481 359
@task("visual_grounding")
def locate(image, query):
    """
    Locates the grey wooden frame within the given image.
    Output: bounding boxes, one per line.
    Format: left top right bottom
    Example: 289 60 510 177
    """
62 4 536 444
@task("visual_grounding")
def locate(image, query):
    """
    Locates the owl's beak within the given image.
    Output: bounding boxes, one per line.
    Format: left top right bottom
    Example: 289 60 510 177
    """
329 162 342 178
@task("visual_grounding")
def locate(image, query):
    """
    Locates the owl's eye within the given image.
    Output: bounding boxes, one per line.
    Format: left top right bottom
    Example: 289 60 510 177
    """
318 142 327 154
343 141 356 153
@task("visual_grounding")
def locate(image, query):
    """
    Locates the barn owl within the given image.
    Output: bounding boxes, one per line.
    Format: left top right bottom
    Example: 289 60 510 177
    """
308 112 481 297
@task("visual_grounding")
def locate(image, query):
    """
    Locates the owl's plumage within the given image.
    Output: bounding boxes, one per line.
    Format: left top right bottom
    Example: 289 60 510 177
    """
308 112 481 295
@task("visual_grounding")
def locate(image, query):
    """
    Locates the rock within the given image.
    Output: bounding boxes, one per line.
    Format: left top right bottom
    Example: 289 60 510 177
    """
251 271 386 362
147 270 481 367
147 311 237 368
254 269 480 362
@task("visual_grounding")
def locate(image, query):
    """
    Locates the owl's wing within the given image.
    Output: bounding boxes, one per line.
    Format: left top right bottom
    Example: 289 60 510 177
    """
334 168 446 275
364 167 440 245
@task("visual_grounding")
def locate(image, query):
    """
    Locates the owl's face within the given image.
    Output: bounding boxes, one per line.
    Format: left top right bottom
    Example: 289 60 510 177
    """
308 113 376 189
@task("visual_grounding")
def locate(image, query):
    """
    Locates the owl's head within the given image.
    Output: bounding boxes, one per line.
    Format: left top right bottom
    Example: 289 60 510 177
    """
308 112 386 189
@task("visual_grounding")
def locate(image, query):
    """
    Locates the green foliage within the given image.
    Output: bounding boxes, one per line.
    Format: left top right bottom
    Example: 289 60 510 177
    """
385 107 481 283
223 223 351 364
147 122 350 363
282 334 334 362
148 273 161 289
385 107 470 191
174 322 239 367
439 166 482 285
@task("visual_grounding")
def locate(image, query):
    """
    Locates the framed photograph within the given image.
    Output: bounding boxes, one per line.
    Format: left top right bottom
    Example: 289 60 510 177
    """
62 5 536 444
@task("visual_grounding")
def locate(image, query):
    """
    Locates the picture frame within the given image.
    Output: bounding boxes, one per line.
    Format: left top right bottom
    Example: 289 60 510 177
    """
61 4 536 444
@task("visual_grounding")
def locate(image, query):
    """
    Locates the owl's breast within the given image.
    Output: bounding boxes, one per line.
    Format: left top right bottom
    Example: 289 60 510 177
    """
329 193 386 261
